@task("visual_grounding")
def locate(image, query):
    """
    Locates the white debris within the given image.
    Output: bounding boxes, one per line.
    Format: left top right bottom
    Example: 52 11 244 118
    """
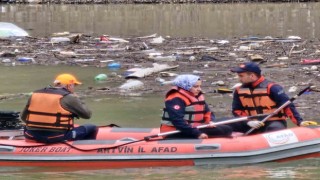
119 79 144 91
287 36 301 40
211 80 225 86
159 72 178 77
50 37 70 43
150 36 165 44
137 33 157 39
155 77 166 83
217 40 229 44
125 63 178 79
189 56 196 61
231 83 242 89
310 66 318 71
109 37 129 43
152 55 176 62
192 70 204 74
277 57 289 60
288 86 297 92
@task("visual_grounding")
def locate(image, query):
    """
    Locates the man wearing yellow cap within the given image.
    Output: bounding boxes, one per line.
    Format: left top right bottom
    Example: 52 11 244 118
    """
21 73 97 143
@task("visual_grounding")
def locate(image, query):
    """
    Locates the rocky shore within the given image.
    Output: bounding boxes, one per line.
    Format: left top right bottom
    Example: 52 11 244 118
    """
1 0 319 4
1 32 320 119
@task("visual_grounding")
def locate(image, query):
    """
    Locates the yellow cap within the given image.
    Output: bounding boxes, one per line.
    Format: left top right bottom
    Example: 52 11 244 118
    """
54 73 82 85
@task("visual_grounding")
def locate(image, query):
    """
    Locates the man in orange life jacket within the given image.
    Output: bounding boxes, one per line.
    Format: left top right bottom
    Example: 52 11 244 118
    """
161 74 232 139
21 73 97 143
230 62 307 133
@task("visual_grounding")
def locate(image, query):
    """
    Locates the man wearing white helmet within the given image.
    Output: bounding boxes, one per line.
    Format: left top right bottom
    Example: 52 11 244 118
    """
21 73 97 143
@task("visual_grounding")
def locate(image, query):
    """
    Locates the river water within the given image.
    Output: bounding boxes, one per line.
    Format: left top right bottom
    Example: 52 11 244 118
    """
1 3 320 38
1 3 320 179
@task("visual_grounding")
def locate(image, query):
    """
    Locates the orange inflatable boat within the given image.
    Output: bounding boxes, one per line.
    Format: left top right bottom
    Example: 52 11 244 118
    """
0 125 320 169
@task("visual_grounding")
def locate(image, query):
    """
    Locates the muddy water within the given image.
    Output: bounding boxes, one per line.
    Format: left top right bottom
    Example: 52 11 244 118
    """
0 65 319 179
1 3 320 38
1 3 320 178
0 65 165 127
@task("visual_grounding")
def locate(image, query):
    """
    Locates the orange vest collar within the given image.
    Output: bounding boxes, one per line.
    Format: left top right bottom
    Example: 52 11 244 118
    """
252 76 265 88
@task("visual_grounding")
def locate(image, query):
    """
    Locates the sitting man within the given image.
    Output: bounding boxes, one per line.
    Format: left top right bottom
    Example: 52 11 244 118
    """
229 62 309 134
21 73 97 143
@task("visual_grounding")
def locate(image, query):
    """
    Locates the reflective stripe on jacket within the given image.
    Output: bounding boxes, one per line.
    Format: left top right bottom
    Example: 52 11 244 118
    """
236 80 286 121
161 87 207 131
25 87 74 130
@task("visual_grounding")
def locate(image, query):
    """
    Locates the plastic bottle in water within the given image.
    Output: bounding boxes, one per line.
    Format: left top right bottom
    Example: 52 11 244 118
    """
107 62 121 70
17 57 34 63
94 74 107 81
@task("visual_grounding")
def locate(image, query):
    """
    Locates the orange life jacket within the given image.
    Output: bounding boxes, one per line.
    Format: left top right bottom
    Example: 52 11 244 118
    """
25 87 74 130
236 80 286 121
161 87 208 132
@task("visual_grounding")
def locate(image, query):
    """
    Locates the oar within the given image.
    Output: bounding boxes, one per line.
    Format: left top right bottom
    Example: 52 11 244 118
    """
244 86 312 135
143 113 270 141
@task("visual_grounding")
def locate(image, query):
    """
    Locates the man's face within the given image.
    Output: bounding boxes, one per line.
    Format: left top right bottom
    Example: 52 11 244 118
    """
237 72 256 84
190 80 202 96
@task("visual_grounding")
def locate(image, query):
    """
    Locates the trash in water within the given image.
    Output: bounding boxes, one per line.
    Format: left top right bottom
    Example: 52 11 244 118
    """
287 36 301 40
16 57 34 63
216 40 229 44
59 51 77 57
211 80 225 86
204 47 219 52
288 86 297 93
94 74 107 81
301 59 320 65
250 54 264 62
52 32 70 37
119 79 144 91
237 46 251 51
0 51 16 58
125 63 179 79
152 55 176 62
50 37 70 43
200 55 219 61
155 77 166 83
310 66 318 71
124 67 142 77
189 56 196 61
277 57 289 60
137 33 157 39
108 62 121 70
193 70 204 74
209 88 233 94
160 81 174 86
1 59 11 63
109 37 129 43
100 35 109 42
248 43 261 49
148 52 162 58
0 22 29 37
150 36 165 44
159 72 178 77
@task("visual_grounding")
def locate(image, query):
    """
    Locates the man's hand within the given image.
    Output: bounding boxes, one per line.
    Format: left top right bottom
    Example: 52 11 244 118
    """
198 133 208 139
247 120 264 129
208 122 216 128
